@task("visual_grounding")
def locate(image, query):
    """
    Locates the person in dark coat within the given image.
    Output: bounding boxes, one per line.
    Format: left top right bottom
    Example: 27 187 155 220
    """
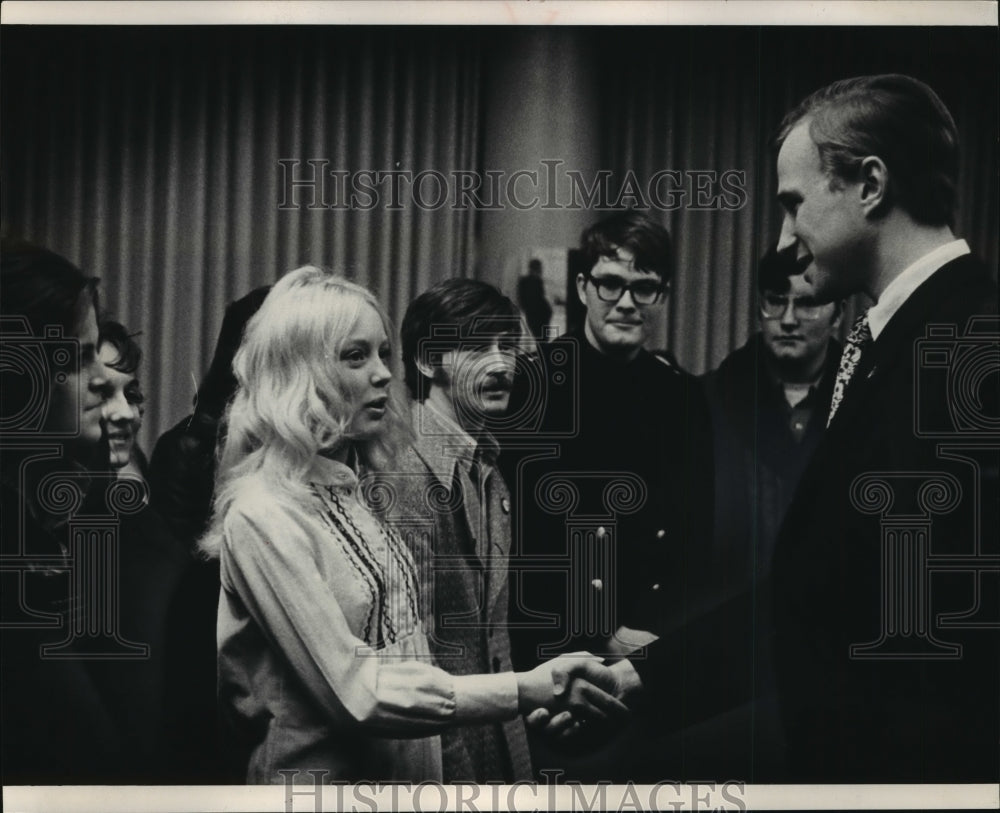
704 244 842 579
770 74 999 782
1 240 124 783
90 320 189 780
696 244 842 779
147 284 270 782
502 211 714 781
148 285 271 547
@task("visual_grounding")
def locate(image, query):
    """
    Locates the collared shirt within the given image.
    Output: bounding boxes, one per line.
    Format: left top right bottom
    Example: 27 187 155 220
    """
396 401 531 783
776 369 825 443
784 383 822 443
413 401 505 568
868 239 970 339
411 400 479 484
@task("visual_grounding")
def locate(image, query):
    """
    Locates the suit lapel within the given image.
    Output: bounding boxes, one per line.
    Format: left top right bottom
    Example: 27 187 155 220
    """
481 465 512 618
830 257 981 431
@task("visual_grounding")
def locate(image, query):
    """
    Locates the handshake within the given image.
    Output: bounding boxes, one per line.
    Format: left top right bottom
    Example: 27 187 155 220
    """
515 652 643 737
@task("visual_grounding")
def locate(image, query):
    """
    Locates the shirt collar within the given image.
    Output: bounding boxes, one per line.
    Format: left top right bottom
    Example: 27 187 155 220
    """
868 239 970 340
412 400 498 488
306 453 360 492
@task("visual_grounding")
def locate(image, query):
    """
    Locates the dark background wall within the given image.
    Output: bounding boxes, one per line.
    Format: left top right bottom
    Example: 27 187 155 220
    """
3 25 996 448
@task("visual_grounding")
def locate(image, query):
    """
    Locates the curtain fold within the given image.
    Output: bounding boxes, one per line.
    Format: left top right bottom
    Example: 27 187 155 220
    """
594 27 997 375
594 29 764 374
2 27 484 449
3 27 994 444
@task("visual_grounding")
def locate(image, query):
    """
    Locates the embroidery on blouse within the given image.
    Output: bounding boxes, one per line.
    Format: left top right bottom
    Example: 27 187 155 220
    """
312 483 380 645
377 521 421 630
311 482 420 649
333 493 397 646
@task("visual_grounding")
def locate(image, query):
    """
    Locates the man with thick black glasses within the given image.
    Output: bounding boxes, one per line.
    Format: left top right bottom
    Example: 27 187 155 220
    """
502 210 714 781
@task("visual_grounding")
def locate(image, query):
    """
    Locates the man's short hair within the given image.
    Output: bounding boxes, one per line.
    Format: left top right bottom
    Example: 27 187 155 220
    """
1 238 99 337
775 74 959 227
98 320 142 375
401 278 521 402
580 210 675 282
756 244 800 295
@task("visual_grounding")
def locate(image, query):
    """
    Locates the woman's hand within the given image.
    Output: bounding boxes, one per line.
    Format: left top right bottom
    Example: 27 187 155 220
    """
515 652 630 723
525 657 641 737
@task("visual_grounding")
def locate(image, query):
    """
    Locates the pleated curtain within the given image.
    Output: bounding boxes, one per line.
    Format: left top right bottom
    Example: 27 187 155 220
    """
592 27 998 375
3 27 996 443
3 27 483 449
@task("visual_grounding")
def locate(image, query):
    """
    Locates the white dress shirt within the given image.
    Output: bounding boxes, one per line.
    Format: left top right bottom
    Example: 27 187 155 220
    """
868 239 970 340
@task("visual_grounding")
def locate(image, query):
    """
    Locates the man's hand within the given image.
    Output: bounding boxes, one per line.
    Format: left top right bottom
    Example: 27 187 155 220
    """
526 658 643 738
515 652 629 723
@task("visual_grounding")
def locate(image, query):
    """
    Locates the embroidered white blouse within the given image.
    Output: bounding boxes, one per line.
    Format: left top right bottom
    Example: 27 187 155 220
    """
216 456 519 783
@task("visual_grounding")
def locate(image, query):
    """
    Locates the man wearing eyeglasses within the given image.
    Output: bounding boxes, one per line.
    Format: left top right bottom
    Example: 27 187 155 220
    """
706 244 842 567
691 244 842 778
503 210 714 781
573 219 671 361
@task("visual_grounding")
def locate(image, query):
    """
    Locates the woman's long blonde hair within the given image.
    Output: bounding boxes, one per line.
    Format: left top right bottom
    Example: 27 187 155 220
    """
199 266 406 558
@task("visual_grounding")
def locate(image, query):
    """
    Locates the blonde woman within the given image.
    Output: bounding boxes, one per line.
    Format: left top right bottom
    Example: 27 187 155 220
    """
200 266 625 783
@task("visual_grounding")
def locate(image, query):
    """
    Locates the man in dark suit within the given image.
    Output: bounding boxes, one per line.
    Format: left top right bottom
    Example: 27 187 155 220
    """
699 245 843 779
770 74 999 782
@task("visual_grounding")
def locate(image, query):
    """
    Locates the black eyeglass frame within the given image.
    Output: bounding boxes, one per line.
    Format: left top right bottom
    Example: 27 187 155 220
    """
583 272 667 306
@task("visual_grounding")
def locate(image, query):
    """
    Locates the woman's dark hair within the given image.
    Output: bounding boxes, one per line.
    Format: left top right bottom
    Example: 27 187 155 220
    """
194 285 271 420
1 238 99 337
98 320 142 374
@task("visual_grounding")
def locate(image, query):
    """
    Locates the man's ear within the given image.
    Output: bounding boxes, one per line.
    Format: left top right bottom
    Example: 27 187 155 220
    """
858 155 889 217
576 273 588 307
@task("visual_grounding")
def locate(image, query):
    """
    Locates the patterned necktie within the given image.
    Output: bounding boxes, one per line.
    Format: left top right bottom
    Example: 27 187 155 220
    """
827 312 872 427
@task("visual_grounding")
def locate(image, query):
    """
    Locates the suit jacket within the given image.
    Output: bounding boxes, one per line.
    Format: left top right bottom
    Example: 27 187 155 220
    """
652 334 840 780
372 405 532 783
771 254 1000 781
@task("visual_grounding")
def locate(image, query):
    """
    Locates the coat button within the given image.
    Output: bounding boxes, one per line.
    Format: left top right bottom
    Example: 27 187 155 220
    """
656 529 666 540
651 583 660 591
492 656 501 672
501 497 510 514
